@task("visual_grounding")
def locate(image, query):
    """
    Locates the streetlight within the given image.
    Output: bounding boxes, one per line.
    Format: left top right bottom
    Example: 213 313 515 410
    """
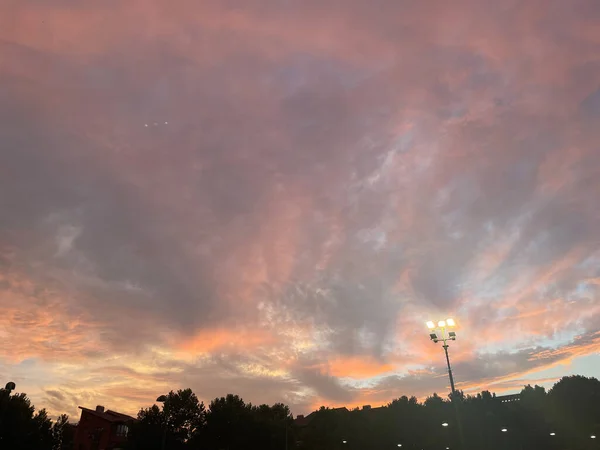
591 435 597 439
426 319 458 395
501 428 508 433
156 395 168 450
549 432 556 436
442 423 449 427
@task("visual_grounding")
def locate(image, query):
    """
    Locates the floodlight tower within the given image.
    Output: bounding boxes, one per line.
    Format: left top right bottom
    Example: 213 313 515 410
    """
426 319 458 396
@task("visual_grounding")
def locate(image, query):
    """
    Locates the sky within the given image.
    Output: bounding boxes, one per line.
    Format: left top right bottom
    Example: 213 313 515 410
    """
1 0 599 420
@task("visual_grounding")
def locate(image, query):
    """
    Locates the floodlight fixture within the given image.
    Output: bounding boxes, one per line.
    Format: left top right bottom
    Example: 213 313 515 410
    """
446 318 456 327
438 320 446 327
426 321 436 329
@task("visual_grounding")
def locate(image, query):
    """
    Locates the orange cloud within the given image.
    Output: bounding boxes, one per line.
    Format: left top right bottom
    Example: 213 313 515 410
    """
177 328 276 354
327 356 395 379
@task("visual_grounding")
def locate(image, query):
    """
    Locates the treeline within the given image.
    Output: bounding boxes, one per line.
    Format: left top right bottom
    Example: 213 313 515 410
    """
0 388 74 450
127 391 293 450
1 375 599 450
127 375 600 450
295 376 600 450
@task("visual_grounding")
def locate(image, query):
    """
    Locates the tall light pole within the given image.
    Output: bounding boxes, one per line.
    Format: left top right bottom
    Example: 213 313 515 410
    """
157 395 168 450
426 319 457 396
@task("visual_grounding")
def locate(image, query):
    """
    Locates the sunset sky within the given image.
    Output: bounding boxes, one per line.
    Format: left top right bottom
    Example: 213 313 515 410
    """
1 0 599 420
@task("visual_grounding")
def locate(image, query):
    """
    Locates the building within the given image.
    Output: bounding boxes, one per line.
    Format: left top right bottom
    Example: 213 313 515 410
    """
496 393 521 404
294 406 349 428
74 405 136 450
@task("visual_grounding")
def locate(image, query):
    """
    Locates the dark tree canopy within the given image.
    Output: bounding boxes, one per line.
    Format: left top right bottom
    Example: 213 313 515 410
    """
4 375 600 450
0 388 71 450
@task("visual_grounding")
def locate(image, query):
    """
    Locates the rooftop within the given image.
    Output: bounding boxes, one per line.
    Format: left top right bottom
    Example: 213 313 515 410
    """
79 406 136 423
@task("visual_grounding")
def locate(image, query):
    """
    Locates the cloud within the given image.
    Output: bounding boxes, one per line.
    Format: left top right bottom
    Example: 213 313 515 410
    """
0 0 599 419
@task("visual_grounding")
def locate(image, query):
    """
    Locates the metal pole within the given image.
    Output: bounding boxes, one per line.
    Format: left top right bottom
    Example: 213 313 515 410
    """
443 344 456 395
442 344 465 449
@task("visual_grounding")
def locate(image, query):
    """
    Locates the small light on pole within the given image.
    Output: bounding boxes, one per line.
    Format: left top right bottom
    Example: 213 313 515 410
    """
501 428 508 433
550 432 556 436
442 422 449 427
591 435 597 439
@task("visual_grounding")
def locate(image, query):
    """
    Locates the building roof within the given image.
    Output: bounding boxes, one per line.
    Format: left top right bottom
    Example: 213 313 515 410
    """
294 411 316 427
496 393 521 403
294 407 349 427
79 406 136 423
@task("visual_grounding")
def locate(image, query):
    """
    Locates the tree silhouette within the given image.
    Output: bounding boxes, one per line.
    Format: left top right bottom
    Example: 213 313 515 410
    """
0 388 68 450
120 375 600 449
548 375 600 448
131 389 205 450
51 414 73 450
